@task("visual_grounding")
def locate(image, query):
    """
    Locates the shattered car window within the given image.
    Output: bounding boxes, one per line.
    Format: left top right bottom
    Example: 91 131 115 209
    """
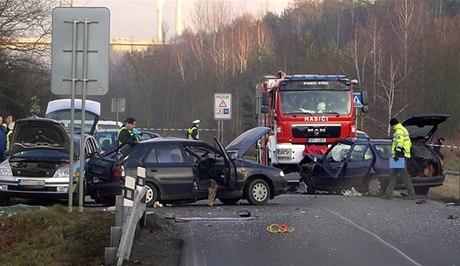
326 143 351 162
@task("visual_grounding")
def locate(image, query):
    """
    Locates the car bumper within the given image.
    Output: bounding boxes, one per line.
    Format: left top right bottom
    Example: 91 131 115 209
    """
86 181 123 199
273 178 289 196
409 175 445 188
0 177 76 200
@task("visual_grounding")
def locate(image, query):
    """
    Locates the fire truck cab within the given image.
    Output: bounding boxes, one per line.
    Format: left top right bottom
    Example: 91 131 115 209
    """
255 74 367 174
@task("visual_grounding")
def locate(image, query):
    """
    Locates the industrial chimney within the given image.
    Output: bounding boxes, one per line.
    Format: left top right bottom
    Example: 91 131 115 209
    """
157 0 165 42
176 0 183 37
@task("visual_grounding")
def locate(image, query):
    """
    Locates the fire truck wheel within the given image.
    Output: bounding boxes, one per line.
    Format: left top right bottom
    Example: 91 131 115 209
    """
366 175 384 197
245 179 270 205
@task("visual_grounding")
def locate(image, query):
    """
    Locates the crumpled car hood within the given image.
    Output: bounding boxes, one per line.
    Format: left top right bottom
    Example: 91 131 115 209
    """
9 117 71 157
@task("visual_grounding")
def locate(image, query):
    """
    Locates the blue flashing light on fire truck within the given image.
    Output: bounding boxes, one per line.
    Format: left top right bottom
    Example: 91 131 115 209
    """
255 74 368 174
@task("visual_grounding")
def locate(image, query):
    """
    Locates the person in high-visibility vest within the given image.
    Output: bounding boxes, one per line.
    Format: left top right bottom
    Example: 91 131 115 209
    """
382 117 415 200
6 122 14 151
117 117 138 146
186 119 200 140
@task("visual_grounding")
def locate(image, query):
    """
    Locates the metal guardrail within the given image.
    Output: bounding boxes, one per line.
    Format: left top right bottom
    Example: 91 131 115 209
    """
105 167 147 266
445 170 459 176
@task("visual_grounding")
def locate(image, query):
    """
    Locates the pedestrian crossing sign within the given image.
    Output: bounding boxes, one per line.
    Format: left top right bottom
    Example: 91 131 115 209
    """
353 93 363 108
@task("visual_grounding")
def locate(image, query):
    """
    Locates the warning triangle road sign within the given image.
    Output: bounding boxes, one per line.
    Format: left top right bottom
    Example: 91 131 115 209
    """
219 100 227 107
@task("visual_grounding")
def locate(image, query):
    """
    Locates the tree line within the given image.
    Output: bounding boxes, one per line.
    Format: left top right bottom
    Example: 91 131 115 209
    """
1 0 459 142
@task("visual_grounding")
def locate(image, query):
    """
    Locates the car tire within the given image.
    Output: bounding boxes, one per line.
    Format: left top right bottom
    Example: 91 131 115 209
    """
366 175 385 197
414 187 430 195
219 198 240 205
145 182 159 207
245 178 270 205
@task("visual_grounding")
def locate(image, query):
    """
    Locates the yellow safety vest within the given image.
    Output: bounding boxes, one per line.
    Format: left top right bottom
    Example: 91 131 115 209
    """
391 123 411 158
187 126 199 140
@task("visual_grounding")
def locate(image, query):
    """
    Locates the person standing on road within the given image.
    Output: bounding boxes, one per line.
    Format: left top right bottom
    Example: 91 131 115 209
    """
5 115 13 133
117 117 139 146
187 119 200 140
6 121 14 151
433 137 445 160
382 118 416 200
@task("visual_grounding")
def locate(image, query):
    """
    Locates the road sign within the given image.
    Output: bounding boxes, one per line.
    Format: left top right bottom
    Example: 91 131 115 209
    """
214 93 232 120
111 98 126 113
51 7 110 95
353 93 363 108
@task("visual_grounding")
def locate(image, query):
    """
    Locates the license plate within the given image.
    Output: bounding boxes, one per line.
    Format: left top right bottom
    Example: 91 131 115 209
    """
18 179 45 186
308 138 326 143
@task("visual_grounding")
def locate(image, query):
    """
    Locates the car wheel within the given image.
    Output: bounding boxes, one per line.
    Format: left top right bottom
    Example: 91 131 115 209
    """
219 198 240 205
414 187 430 195
145 182 159 207
245 179 270 205
366 175 384 197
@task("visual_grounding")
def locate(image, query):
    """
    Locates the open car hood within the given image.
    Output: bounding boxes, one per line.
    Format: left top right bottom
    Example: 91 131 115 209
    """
402 114 449 142
9 117 71 156
225 127 270 159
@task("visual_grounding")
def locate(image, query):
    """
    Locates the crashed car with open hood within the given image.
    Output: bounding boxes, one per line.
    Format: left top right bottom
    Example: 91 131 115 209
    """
298 114 448 196
85 127 287 206
0 117 100 204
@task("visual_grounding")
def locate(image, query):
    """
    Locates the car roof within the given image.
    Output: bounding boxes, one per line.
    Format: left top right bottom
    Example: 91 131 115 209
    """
338 138 390 145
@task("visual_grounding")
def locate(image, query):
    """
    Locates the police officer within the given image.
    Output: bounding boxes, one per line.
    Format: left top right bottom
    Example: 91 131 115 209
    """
117 117 138 146
187 119 200 140
382 118 416 200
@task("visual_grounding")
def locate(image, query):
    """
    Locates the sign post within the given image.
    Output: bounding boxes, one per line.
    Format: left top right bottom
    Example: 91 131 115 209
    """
51 7 110 212
214 93 232 143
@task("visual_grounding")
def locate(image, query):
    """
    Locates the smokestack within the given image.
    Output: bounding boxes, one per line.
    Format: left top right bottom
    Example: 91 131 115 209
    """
157 0 165 42
176 0 183 37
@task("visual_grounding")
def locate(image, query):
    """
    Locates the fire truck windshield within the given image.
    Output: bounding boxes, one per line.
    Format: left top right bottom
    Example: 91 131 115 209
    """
280 90 351 115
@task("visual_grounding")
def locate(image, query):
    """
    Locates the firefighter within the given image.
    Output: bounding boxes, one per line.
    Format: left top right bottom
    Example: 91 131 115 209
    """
117 117 138 146
382 118 415 200
187 119 200 140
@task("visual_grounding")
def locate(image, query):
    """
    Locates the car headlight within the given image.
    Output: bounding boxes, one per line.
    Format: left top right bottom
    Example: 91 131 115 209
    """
0 168 12 176
279 171 285 177
54 168 70 178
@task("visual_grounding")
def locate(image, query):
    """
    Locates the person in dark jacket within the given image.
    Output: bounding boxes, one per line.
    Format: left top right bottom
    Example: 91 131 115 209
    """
433 137 445 160
117 117 138 146
0 124 6 161
186 119 200 140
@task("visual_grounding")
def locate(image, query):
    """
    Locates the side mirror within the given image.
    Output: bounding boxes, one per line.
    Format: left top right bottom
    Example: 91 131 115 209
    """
262 91 269 106
261 106 269 114
361 91 368 106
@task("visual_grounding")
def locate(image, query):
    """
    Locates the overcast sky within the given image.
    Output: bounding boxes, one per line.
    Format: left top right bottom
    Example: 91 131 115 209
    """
61 0 291 40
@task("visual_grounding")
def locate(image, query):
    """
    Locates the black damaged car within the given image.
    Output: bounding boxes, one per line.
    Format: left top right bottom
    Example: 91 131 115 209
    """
299 114 448 196
85 127 287 206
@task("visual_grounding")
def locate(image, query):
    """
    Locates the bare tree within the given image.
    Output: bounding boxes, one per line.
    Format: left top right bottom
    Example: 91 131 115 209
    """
389 0 425 103
0 0 53 52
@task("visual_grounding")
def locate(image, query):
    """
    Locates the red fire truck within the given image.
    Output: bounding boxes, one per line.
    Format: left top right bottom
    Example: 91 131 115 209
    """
255 74 367 174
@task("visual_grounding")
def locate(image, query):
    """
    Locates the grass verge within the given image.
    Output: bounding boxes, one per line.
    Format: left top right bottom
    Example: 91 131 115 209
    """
0 205 114 266
429 175 460 202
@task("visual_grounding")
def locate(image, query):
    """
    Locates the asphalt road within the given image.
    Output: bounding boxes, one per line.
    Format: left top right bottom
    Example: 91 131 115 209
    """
148 194 460 266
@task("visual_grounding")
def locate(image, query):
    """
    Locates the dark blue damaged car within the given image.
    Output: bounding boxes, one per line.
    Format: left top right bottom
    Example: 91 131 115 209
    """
299 114 448 196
